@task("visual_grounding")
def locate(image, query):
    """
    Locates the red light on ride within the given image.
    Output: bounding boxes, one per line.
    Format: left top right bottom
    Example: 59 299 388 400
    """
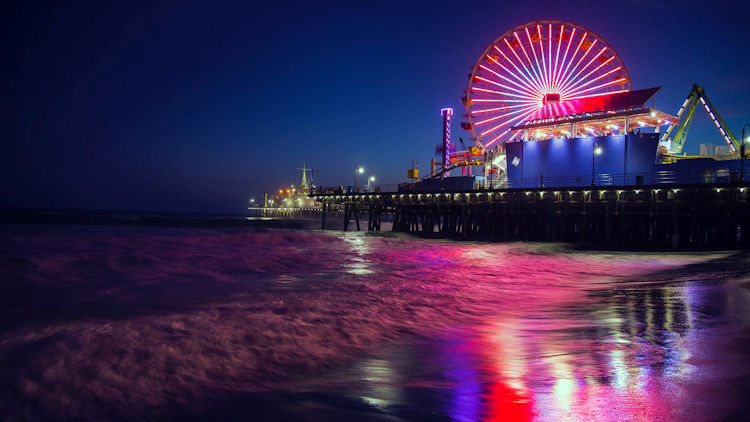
543 93 560 104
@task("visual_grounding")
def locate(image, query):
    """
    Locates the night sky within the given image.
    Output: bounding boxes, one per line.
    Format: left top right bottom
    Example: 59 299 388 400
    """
2 0 749 213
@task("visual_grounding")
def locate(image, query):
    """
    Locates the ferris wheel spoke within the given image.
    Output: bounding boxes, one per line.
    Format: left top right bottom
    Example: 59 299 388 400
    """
473 77 540 100
484 129 511 147
507 35 546 94
535 24 549 92
478 64 543 98
472 87 538 104
563 77 627 98
512 108 541 127
472 104 532 115
556 31 586 89
485 56 545 98
479 106 539 136
483 106 541 144
475 75 538 99
517 30 546 92
557 34 594 92
537 25 550 92
524 28 547 93
557 39 599 93
502 108 544 141
557 46 608 94
473 87 538 103
471 86 505 96
495 47 542 96
485 107 540 147
546 25 555 92
492 46 536 94
512 32 532 64
559 56 616 95
472 98 539 103
560 64 621 98
551 24 564 93
564 88 629 101
554 27 576 93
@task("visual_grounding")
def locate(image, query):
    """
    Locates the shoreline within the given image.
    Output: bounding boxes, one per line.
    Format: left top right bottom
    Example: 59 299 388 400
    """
1 207 747 253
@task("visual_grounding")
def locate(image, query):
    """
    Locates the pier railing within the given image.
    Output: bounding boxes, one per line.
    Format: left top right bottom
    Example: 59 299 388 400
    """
504 169 738 189
314 168 741 195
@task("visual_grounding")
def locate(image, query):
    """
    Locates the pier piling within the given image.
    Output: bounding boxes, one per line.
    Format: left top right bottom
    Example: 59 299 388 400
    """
313 183 750 250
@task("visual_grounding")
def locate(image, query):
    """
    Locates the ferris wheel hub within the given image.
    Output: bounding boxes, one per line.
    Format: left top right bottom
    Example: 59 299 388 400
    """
543 93 560 104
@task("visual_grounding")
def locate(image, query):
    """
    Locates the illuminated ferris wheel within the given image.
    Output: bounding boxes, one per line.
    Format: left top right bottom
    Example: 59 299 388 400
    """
464 20 631 149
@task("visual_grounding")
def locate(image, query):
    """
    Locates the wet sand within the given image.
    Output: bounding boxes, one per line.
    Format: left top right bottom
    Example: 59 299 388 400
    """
166 257 750 421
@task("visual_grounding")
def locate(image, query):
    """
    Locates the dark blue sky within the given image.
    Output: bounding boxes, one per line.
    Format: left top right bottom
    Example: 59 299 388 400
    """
2 0 749 213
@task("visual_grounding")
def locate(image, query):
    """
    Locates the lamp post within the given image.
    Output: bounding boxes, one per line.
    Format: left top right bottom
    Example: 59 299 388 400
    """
742 124 750 182
309 167 319 194
592 140 602 186
368 175 375 191
354 164 364 191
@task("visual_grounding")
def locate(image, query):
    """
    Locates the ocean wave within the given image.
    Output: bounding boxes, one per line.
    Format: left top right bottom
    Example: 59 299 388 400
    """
0 223 730 420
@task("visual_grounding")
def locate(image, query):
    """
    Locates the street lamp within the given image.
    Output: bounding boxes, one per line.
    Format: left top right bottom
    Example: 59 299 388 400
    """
354 164 364 191
368 175 375 191
592 140 602 186
309 167 319 193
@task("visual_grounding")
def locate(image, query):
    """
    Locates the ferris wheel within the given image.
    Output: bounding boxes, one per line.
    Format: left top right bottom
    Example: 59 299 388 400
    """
464 20 631 149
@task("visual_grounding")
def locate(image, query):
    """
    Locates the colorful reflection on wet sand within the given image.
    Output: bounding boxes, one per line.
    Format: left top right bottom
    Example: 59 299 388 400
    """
344 280 750 421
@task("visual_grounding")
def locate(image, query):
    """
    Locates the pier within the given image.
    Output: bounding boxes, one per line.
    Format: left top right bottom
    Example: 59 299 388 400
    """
313 183 750 249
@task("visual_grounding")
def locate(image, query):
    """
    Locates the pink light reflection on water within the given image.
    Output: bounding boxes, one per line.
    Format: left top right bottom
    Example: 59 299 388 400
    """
434 277 750 421
1 225 749 420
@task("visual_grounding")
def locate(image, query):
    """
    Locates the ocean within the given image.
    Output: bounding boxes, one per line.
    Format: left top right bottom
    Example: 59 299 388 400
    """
1 218 749 421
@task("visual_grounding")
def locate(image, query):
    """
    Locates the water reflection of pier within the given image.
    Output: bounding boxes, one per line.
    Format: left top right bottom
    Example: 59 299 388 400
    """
247 206 324 218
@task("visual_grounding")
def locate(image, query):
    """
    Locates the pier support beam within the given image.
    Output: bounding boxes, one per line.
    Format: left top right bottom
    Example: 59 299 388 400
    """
313 183 750 250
